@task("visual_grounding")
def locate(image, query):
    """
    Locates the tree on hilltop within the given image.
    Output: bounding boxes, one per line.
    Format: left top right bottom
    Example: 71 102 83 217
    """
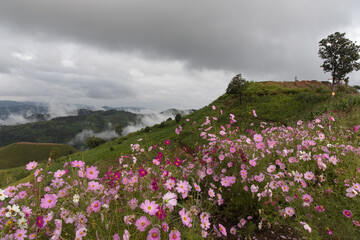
318 32 360 86
226 74 249 95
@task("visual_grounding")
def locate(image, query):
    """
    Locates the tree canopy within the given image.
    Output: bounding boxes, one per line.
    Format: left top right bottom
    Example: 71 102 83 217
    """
318 32 360 84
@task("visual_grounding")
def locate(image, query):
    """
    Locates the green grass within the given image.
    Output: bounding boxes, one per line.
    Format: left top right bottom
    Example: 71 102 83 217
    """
0 142 78 187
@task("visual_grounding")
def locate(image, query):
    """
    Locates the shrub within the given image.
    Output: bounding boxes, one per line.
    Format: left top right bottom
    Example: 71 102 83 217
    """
86 136 106 149
226 74 249 95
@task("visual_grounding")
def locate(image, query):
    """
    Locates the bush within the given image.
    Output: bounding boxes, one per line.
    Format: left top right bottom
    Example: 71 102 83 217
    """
86 136 106 149
226 74 249 95
175 113 182 123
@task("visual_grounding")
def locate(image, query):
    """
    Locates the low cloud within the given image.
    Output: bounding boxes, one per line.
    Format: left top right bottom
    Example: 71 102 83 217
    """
123 109 191 135
0 113 35 126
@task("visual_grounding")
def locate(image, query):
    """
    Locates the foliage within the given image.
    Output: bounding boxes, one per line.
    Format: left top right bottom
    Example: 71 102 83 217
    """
226 74 249 95
49 147 61 160
114 124 123 136
86 136 106 149
175 113 182 123
318 32 360 84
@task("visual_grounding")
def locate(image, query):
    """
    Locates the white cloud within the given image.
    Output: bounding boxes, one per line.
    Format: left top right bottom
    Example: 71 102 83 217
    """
11 52 35 61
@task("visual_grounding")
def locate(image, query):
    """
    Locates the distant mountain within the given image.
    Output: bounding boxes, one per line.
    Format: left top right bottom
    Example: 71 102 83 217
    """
0 101 48 121
0 109 138 149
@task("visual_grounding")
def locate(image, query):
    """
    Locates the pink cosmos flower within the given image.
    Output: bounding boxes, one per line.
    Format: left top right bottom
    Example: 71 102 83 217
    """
89 200 101 213
175 180 191 198
88 181 101 191
135 216 151 232
304 171 314 181
343 210 352 218
140 199 159 216
238 218 246 228
51 177 65 188
123 229 130 240
128 198 138 210
162 221 169 232
302 194 313 203
218 224 227 236
284 207 295 217
26 161 38 170
54 169 67 178
164 139 170 145
346 187 358 198
17 191 27 199
353 220 360 226
71 160 85 168
40 194 58 209
253 109 257 117
354 125 359 132
300 222 311 233
169 230 181 240
253 134 263 143
267 165 276 173
250 184 259 193
147 227 160 240
179 208 192 227
14 228 27 240
193 183 201 192
28 233 36 239
75 227 87 239
208 188 215 197
86 166 99 180
200 218 211 230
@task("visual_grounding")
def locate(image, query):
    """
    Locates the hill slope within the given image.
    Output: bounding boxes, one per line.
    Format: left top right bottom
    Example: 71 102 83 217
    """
5 80 360 186
0 142 78 170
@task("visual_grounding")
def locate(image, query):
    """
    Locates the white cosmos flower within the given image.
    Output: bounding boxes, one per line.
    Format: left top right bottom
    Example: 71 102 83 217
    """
163 192 177 211
0 189 8 201
73 194 80 203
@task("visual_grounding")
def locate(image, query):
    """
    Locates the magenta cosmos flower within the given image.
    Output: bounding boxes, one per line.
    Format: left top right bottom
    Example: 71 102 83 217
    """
40 194 58 209
343 210 353 218
169 230 181 240
315 205 325 212
36 216 44 228
139 168 148 177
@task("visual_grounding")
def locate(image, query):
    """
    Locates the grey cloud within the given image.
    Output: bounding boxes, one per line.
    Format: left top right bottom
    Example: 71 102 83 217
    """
1 0 359 78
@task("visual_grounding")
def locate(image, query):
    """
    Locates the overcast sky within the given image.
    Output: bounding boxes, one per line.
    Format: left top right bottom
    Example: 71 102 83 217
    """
1 0 360 110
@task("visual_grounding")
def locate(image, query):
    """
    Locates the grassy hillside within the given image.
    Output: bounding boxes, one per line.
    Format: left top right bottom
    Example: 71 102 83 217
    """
2 80 360 239
0 142 78 187
0 142 78 169
42 81 360 174
4 81 359 182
